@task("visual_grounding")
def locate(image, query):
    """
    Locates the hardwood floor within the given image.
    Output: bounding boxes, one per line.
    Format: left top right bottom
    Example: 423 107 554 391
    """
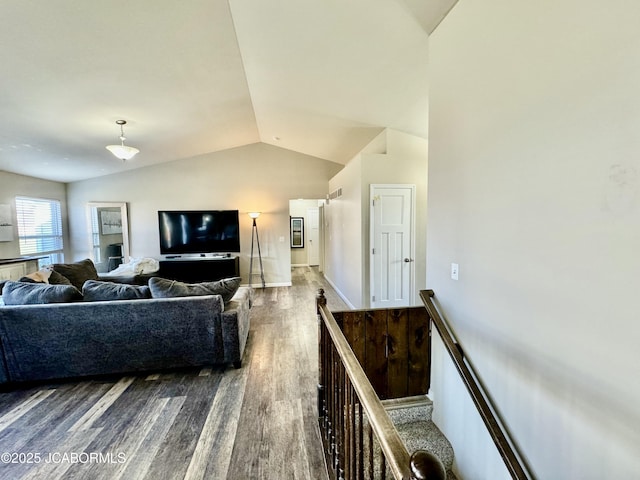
0 267 347 480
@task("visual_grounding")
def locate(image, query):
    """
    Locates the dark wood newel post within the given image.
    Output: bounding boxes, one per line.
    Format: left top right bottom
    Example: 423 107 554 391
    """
316 288 327 311
410 450 446 480
317 289 327 419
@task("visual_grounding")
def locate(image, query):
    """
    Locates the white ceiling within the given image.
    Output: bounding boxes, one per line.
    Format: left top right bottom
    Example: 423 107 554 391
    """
0 0 456 183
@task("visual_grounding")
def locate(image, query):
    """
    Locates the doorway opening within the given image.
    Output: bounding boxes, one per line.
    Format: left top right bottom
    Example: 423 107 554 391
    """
289 199 325 271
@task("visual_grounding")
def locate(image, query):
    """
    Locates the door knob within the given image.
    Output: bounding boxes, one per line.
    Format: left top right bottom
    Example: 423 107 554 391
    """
404 258 413 263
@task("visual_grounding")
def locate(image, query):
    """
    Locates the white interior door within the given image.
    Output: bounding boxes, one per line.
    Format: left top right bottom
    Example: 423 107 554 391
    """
307 207 320 266
370 185 415 307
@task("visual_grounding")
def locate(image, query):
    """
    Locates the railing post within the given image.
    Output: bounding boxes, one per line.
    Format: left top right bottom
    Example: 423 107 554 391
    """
410 450 446 480
317 288 327 420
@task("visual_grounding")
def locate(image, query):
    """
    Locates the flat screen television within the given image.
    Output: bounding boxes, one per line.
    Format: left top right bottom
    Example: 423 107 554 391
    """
158 210 240 255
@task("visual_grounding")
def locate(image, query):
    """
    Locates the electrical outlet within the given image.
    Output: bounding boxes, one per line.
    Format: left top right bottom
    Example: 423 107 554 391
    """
451 263 459 281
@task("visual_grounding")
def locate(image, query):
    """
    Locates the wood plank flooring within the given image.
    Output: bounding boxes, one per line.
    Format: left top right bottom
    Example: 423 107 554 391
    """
0 267 347 480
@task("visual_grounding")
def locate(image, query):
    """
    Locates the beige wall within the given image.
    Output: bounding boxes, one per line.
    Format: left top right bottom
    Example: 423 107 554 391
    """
66 143 342 286
0 171 68 261
428 1 640 478
325 129 428 308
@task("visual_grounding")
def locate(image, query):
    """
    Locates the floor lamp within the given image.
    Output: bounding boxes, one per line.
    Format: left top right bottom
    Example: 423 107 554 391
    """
248 212 265 289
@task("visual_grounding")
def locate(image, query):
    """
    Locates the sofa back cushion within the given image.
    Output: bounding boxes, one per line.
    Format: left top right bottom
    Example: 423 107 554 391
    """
52 258 99 290
149 276 241 303
82 280 151 302
2 281 82 305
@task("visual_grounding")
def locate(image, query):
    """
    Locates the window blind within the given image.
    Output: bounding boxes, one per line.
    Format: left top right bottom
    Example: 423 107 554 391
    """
15 196 64 264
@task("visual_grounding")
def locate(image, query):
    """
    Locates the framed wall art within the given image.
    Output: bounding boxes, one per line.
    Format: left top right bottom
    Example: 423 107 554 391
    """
0 204 14 242
290 217 304 248
99 209 123 235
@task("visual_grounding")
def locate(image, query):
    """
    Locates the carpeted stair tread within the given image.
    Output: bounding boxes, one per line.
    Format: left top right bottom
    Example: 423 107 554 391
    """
383 397 458 480
395 420 456 479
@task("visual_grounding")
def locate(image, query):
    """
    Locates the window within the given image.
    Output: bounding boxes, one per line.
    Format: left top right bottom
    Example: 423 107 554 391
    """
15 196 64 266
89 207 101 264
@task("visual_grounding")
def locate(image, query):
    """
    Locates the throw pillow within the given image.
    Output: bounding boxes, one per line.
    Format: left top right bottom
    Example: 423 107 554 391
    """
2 281 82 305
52 258 99 290
48 270 73 286
82 280 151 302
148 276 241 303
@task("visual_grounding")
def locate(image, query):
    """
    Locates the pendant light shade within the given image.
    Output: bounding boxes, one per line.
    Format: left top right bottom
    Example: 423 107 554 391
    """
106 120 139 161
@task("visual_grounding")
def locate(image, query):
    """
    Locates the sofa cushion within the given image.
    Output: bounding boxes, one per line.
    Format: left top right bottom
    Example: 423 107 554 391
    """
82 280 151 302
52 258 99 290
149 276 241 303
2 281 82 305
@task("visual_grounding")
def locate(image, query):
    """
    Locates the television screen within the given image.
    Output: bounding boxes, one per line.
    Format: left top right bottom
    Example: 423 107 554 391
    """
158 210 240 254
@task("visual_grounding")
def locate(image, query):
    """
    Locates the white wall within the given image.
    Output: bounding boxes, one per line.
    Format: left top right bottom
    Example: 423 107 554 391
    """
0 171 68 261
66 143 342 286
325 129 428 308
325 154 363 307
428 1 640 478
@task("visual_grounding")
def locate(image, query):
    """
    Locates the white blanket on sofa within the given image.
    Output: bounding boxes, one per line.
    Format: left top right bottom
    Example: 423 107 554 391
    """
101 257 160 277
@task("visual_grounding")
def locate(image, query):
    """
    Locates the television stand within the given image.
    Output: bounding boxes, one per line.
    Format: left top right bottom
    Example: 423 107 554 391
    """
158 256 240 283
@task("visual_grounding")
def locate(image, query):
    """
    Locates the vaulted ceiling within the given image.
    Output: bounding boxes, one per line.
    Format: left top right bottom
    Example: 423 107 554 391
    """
0 0 456 183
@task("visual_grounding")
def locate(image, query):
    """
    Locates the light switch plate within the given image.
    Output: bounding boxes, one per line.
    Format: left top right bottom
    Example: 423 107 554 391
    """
451 263 459 281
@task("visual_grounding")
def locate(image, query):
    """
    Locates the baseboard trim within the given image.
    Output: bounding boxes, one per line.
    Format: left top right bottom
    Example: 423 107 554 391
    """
242 282 292 288
267 282 293 287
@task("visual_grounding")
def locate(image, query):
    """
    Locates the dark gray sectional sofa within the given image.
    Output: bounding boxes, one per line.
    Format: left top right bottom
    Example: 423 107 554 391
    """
0 282 252 387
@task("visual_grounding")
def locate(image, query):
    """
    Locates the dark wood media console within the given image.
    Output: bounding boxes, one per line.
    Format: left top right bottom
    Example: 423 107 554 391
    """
158 256 240 283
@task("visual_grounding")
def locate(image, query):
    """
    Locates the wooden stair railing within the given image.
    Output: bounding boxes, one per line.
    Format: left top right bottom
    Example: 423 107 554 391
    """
317 289 445 480
419 290 534 480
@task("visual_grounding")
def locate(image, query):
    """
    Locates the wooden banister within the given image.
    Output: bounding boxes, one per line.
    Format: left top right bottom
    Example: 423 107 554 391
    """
419 290 534 480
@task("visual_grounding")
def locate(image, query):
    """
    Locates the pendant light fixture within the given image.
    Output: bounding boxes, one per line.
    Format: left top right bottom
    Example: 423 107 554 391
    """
106 120 139 161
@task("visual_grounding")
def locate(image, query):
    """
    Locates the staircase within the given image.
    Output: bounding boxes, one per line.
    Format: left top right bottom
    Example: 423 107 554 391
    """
383 396 458 480
318 288 529 480
318 292 460 480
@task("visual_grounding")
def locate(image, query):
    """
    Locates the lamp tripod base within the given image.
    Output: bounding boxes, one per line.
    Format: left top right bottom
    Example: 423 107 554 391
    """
249 219 265 289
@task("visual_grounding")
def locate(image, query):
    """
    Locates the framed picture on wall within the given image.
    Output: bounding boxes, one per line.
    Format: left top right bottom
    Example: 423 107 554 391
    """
0 204 13 242
100 209 123 235
290 217 304 248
